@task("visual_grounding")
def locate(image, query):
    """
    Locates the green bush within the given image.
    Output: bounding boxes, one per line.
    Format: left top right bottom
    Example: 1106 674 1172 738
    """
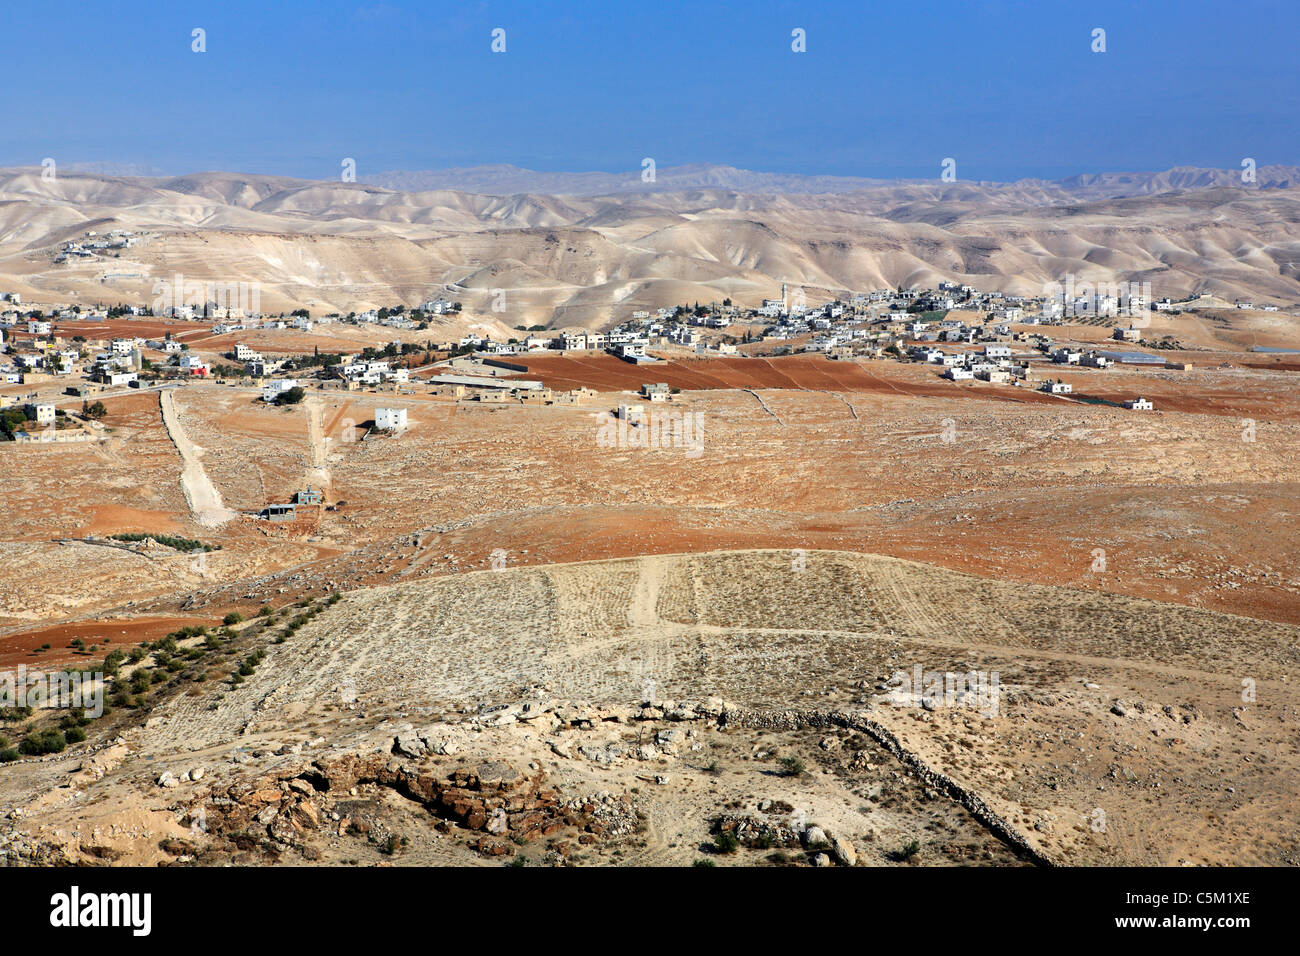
889 839 921 862
19 729 67 756
108 532 214 553
778 756 805 777
712 831 740 854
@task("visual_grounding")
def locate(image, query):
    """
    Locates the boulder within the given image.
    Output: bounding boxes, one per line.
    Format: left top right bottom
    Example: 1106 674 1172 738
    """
393 731 427 758
831 835 857 866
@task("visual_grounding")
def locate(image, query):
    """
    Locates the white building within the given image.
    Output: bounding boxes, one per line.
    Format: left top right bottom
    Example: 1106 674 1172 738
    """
262 378 299 402
616 403 645 424
375 407 407 430
1123 397 1154 411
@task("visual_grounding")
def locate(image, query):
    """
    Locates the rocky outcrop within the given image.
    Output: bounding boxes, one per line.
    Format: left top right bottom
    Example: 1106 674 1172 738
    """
187 750 633 859
718 707 1055 867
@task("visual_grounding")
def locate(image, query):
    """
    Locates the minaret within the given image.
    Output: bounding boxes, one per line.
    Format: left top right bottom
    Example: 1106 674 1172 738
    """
782 283 788 312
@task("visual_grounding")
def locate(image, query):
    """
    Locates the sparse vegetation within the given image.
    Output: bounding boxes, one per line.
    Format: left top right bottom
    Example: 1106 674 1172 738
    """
778 756 805 777
108 532 218 553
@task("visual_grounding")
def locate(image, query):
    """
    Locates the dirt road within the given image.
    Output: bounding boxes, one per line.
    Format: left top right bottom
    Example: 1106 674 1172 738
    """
158 390 237 527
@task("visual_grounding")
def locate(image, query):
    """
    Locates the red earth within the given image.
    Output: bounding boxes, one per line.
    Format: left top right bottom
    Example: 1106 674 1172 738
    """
517 353 1063 405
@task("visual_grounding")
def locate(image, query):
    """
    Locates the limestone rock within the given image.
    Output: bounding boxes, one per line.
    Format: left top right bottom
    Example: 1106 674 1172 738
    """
831 835 857 866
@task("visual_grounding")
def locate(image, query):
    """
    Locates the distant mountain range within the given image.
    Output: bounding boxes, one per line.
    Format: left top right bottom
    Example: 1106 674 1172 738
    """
1 164 1297 325
367 163 1300 198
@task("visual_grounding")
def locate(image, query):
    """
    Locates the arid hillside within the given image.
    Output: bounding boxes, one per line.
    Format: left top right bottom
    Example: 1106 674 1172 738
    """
1 550 1294 868
3 166 1300 325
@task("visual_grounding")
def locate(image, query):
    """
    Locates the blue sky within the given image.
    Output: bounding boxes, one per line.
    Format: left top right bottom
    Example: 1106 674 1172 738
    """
2 0 1297 182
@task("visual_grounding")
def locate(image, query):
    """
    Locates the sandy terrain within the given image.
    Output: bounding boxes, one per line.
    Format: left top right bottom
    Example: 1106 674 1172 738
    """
0 550 1294 868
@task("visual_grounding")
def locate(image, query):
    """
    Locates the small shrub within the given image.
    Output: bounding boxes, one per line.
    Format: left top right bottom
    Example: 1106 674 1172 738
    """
889 840 921 862
712 831 740 855
778 756 805 777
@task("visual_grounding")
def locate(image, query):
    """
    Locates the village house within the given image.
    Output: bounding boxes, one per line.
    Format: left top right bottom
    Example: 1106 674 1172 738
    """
616 403 646 425
92 368 138 386
25 402 56 426
517 387 554 405
262 378 299 402
1123 397 1154 410
246 359 281 378
641 382 672 402
178 353 210 376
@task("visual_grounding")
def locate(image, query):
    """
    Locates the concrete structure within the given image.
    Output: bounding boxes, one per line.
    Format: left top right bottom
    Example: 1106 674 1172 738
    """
616 403 646 424
262 378 299 402
1123 397 1154 410
375 407 408 430
428 374 543 391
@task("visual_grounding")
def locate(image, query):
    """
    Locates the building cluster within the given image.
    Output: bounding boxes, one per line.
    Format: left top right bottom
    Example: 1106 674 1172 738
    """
53 230 144 264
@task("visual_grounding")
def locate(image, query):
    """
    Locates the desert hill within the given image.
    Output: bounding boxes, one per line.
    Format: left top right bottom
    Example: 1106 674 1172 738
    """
2 165 1299 326
2 549 1294 867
